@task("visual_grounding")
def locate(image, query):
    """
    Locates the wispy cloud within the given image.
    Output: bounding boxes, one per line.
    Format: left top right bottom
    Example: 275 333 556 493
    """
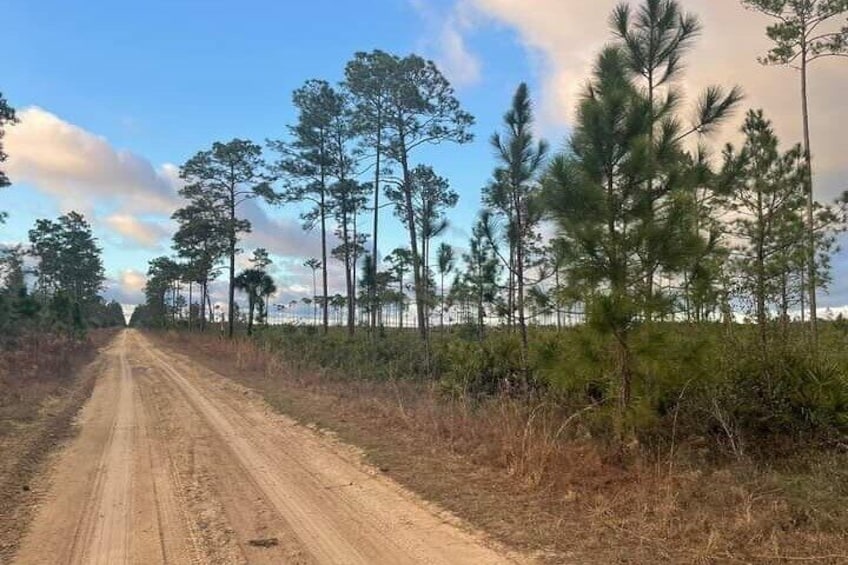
411 0 482 88
103 269 147 305
103 213 171 249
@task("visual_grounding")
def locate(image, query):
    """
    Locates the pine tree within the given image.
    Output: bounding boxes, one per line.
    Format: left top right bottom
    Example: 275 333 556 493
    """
179 139 274 338
612 0 742 319
742 0 848 346
388 165 458 332
380 53 474 342
611 0 700 313
723 110 807 355
436 243 455 329
172 197 227 331
28 212 105 329
345 51 395 330
269 80 341 334
486 83 548 371
0 93 17 224
462 217 501 340
386 247 413 329
545 34 738 431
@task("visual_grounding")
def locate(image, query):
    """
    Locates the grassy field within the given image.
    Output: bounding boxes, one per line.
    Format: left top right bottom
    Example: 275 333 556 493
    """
155 322 848 563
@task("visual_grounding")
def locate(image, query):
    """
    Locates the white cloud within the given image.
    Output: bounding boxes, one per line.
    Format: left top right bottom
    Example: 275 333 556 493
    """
5 107 181 214
103 269 147 305
240 200 344 261
412 0 482 87
468 0 848 199
104 213 170 249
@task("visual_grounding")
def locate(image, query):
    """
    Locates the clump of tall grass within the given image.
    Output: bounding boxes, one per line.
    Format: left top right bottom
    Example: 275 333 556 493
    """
0 330 110 435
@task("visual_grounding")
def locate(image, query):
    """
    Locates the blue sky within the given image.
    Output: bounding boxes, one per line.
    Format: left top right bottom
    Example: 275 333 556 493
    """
2 0 846 310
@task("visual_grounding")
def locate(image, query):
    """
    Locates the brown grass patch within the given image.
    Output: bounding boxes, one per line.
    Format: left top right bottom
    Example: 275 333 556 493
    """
155 331 848 564
0 330 117 560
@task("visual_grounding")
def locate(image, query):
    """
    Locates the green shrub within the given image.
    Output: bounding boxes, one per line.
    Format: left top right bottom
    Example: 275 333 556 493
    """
714 348 848 450
250 322 848 458
256 327 430 381
439 331 524 396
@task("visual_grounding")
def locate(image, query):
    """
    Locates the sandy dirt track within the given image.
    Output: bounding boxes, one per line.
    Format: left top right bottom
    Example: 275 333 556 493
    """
13 330 525 564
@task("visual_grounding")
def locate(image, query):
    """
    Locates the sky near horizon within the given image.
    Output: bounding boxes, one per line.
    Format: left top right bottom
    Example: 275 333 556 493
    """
1 0 847 311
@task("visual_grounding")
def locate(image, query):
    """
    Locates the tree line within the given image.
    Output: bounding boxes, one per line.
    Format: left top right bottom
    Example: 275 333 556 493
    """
136 0 846 349
8 2 845 383
1 211 124 336
134 50 475 344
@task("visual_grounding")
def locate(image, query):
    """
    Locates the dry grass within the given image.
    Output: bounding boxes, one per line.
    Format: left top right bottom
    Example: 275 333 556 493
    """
158 331 848 564
0 333 101 435
0 329 116 560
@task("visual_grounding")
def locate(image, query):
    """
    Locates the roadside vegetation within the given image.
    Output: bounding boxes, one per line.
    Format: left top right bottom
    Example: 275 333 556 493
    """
1 209 126 402
131 0 848 454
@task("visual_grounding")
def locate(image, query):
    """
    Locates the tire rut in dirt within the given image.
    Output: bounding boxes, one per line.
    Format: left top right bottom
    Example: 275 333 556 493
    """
14 333 199 565
66 339 134 564
130 336 312 564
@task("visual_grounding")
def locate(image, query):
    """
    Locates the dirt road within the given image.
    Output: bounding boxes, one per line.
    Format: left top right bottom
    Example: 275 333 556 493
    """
13 330 524 564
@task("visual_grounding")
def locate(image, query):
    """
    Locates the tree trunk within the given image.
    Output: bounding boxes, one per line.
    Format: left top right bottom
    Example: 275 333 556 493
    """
615 331 634 450
189 281 194 331
352 204 358 334
227 184 237 338
780 272 789 342
312 270 317 326
227 244 235 337
801 54 818 349
800 269 806 324
515 200 529 380
421 230 430 336
206 287 213 329
343 209 355 335
645 72 656 323
756 189 768 359
555 267 562 331
508 243 515 330
370 114 382 330
440 272 445 329
477 265 485 342
400 154 426 342
398 275 404 330
200 280 207 332
320 193 329 334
